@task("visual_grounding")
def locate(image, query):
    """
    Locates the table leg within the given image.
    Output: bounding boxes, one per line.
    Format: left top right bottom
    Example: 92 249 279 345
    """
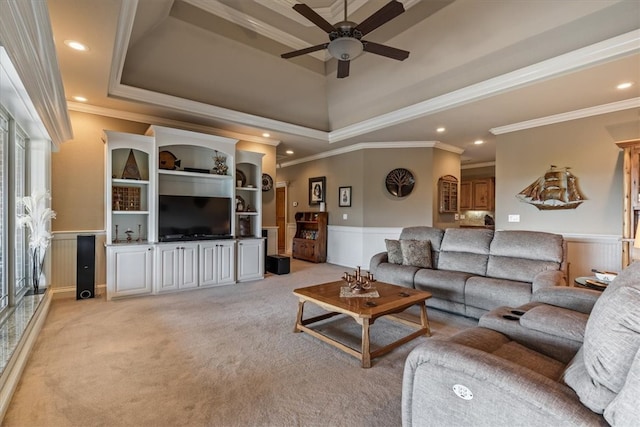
420 303 431 337
294 300 305 333
361 318 371 368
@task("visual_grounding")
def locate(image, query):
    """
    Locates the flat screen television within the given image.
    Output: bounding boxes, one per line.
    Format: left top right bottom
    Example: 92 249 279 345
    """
158 195 232 241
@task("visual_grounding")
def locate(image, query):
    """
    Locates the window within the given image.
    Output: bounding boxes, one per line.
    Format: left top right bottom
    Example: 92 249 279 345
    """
0 108 30 312
0 112 7 310
14 128 27 297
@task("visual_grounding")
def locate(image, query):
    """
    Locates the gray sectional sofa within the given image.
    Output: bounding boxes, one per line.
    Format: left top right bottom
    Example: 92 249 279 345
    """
369 226 567 319
402 260 640 426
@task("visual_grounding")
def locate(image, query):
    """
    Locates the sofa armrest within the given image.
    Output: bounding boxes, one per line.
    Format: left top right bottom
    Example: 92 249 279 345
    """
369 252 388 275
531 269 566 293
402 336 603 426
533 286 601 314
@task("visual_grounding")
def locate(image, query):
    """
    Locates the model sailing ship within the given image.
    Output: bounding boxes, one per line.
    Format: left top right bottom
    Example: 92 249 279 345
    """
517 165 585 210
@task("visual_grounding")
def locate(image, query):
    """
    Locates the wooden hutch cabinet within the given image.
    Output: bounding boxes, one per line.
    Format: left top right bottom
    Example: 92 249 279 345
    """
438 175 459 213
615 139 640 267
292 212 327 263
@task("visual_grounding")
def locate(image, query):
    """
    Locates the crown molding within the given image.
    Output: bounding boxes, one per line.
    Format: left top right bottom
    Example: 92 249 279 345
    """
490 97 640 135
0 1 72 147
108 0 138 96
278 140 462 168
110 83 329 141
67 101 281 146
328 29 640 143
185 0 328 61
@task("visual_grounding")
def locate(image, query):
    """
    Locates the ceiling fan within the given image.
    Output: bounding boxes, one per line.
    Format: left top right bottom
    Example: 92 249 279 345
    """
281 0 410 78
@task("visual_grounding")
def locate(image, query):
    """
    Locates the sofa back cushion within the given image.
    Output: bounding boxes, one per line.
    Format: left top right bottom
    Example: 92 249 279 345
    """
487 230 564 282
438 228 493 276
563 261 640 413
399 226 444 266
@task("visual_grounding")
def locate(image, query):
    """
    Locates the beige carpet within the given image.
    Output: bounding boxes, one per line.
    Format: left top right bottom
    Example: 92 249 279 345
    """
3 260 476 426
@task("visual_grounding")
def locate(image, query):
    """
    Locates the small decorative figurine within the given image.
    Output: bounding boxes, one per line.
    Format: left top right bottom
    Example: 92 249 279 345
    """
212 151 228 175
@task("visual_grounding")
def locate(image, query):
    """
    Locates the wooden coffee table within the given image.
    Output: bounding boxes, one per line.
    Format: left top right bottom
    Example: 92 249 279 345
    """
293 280 432 368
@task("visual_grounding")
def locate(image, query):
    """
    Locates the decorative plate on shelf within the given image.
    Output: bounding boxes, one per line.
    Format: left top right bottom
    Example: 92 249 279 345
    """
262 173 273 191
236 169 247 187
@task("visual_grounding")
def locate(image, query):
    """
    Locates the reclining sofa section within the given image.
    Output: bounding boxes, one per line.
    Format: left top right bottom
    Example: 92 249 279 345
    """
369 226 567 319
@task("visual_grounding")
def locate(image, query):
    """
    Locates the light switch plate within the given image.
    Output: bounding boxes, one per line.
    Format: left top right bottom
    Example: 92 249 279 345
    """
508 214 520 222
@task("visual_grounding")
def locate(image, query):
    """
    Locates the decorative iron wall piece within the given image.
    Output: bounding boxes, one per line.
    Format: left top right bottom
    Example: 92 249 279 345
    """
386 168 415 197
517 165 586 210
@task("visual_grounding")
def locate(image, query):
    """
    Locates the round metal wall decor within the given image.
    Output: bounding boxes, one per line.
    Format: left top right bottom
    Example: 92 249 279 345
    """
385 168 415 197
262 173 273 191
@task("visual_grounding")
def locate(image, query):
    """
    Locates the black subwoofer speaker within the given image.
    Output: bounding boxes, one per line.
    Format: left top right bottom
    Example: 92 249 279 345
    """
76 234 95 300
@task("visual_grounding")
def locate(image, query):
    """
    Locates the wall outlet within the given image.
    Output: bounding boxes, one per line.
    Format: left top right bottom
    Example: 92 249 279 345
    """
293 201 298 207
460 214 465 220
343 213 348 220
454 213 459 220
508 214 520 222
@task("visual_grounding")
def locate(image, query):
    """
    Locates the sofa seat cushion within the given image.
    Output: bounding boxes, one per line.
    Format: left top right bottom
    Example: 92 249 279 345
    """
400 239 432 268
520 305 588 342
448 328 565 381
465 277 531 312
413 269 470 303
373 263 419 288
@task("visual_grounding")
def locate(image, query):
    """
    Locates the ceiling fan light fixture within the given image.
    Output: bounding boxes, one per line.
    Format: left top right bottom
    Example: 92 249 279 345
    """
328 37 363 61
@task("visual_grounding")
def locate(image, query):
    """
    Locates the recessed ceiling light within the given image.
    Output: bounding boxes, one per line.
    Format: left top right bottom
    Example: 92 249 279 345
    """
617 82 633 90
474 140 484 145
64 40 88 51
436 127 446 133
72 96 87 102
286 150 294 155
262 132 270 138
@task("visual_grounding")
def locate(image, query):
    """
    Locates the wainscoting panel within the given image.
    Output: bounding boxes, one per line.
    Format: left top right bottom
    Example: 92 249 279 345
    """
327 226 402 268
564 234 622 283
51 231 106 290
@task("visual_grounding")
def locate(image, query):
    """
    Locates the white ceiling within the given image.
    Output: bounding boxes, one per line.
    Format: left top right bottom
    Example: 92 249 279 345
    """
48 0 640 166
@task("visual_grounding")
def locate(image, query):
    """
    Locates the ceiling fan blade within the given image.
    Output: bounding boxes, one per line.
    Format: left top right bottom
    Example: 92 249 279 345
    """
337 60 350 78
293 4 336 33
354 0 405 36
281 43 329 59
363 41 409 61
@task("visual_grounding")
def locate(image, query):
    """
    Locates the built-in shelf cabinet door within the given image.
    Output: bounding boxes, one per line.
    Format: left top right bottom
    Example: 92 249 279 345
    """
106 244 154 300
200 241 236 286
237 239 264 282
155 243 199 293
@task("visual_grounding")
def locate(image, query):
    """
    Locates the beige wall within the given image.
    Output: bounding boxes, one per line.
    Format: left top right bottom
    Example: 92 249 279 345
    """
495 109 639 234
52 111 149 231
276 146 461 228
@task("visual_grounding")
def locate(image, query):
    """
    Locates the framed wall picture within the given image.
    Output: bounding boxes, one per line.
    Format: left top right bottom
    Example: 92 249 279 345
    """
339 186 352 207
309 176 326 205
